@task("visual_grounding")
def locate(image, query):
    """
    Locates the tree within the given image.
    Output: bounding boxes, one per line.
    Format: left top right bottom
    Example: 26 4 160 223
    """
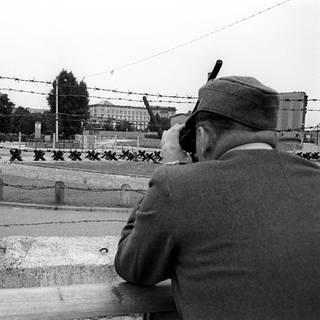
47 70 89 138
147 113 161 132
147 113 170 132
115 120 134 132
159 117 170 131
10 107 34 134
0 93 14 133
102 119 114 131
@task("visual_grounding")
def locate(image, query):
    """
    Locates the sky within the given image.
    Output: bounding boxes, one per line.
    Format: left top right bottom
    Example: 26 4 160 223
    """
0 0 319 127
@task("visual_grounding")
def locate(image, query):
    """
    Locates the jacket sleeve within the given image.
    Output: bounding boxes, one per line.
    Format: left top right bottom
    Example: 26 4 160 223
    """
114 166 176 285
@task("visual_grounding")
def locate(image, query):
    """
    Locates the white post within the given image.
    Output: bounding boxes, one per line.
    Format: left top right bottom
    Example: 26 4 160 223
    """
113 135 117 151
137 136 140 151
18 132 21 150
53 133 56 150
55 77 59 142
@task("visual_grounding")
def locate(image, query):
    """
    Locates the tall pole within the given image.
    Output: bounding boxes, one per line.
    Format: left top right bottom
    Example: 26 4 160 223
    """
55 77 59 142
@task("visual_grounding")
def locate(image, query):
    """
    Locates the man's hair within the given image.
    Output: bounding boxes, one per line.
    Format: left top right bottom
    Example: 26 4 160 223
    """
195 111 258 138
194 112 260 156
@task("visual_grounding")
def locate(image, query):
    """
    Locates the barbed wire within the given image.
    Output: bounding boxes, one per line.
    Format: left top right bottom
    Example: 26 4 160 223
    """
4 107 320 122
0 122 318 133
2 75 320 103
0 113 154 125
3 183 54 190
0 218 127 228
0 76 198 100
0 76 51 85
3 182 146 194
0 113 86 124
1 106 320 127
0 116 317 131
84 0 293 76
0 87 193 104
1 86 319 105
279 108 320 112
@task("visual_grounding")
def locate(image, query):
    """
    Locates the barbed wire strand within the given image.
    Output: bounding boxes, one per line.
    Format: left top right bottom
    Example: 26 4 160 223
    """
84 0 292 77
0 87 194 104
0 219 127 228
3 182 146 193
0 88 320 111
0 76 198 100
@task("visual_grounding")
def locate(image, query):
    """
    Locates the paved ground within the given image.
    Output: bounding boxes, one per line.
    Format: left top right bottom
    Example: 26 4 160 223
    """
0 206 129 237
24 160 160 177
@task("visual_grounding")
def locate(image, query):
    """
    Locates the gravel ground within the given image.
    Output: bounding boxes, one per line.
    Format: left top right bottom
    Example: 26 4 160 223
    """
0 161 159 207
24 160 160 177
1 174 144 207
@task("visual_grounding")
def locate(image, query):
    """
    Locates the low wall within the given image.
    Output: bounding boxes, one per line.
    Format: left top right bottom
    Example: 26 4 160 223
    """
0 236 120 288
0 236 176 319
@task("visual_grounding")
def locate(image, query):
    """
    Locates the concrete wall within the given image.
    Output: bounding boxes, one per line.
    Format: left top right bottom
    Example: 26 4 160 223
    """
0 236 143 319
0 236 175 319
0 236 120 289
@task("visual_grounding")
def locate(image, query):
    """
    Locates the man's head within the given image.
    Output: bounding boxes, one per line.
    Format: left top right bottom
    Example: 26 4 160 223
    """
184 76 280 160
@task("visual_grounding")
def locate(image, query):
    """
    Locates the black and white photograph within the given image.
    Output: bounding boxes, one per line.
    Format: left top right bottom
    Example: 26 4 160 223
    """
0 0 319 319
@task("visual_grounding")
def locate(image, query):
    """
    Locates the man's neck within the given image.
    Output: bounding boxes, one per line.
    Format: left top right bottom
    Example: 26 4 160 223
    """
208 130 277 160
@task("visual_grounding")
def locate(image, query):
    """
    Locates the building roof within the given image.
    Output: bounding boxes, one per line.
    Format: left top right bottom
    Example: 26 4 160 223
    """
89 102 176 112
90 100 115 106
26 108 47 114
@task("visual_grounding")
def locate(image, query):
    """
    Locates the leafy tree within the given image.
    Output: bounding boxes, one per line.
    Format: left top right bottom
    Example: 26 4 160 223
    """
147 113 170 132
147 113 161 132
47 70 89 138
84 122 101 130
0 93 14 133
115 120 134 131
102 119 114 131
10 107 34 134
159 117 170 131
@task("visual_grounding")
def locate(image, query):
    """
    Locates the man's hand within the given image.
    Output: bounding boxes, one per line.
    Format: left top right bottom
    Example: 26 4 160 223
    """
161 124 192 164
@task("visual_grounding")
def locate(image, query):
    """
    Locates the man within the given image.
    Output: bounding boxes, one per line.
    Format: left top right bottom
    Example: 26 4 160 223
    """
115 76 320 319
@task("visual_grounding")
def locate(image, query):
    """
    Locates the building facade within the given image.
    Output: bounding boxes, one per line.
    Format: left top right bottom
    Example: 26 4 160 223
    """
89 100 176 130
277 92 307 143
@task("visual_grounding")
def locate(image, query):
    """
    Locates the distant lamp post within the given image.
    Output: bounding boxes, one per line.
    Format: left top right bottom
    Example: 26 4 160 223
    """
55 76 59 143
55 76 67 142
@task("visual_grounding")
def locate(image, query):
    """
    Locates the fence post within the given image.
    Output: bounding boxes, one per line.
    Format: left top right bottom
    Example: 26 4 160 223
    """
113 135 117 152
0 178 3 201
120 184 131 207
55 181 65 205
18 132 21 150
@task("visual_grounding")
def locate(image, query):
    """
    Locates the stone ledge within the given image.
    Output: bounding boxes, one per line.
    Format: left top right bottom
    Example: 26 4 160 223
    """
0 237 176 319
0 236 120 288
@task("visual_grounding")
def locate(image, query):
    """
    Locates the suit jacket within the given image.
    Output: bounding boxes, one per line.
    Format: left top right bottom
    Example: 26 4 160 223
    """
115 149 320 320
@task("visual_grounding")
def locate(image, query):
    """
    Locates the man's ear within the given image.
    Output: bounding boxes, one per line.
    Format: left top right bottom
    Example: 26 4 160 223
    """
197 126 211 158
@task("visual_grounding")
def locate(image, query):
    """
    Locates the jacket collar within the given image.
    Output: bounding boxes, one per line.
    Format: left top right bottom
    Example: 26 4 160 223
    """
221 142 273 158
